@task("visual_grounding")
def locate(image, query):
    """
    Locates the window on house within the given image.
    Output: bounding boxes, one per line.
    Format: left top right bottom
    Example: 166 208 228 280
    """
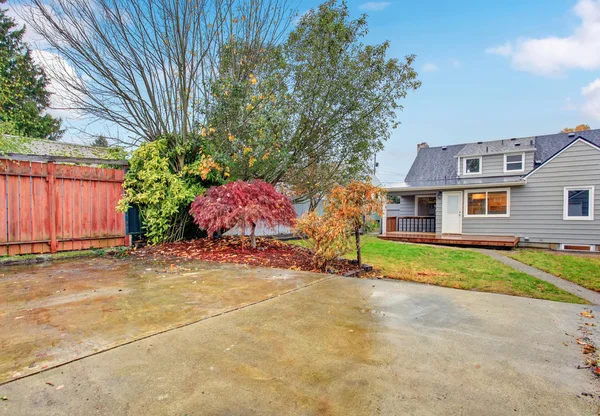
466 189 509 217
416 196 436 216
564 187 594 220
463 157 481 174
504 153 524 172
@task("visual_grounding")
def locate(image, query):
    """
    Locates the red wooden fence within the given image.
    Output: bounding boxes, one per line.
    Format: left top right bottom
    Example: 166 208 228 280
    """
0 159 128 256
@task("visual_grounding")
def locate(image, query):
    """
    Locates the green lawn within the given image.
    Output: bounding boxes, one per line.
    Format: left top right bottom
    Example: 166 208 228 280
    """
290 236 585 304
506 249 600 293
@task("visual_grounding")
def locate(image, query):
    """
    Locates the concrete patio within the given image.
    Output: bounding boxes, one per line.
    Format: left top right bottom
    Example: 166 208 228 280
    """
0 257 598 415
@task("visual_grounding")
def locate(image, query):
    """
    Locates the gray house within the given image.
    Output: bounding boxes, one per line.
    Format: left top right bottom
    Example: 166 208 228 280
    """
383 130 600 250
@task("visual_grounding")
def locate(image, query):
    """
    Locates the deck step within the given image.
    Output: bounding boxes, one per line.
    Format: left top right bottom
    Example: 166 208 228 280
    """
378 233 519 248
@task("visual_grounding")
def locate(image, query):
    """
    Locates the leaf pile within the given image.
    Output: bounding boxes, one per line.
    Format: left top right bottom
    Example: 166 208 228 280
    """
129 237 358 275
577 308 600 379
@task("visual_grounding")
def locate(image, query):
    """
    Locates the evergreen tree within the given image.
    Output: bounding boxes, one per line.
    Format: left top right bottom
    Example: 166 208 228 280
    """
0 0 62 140
92 135 109 147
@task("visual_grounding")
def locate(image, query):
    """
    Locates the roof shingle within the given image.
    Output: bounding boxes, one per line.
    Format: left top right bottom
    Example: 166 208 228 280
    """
403 129 600 185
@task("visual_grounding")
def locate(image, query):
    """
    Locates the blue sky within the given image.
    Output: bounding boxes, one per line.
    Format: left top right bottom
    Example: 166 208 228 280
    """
306 0 600 185
10 0 600 186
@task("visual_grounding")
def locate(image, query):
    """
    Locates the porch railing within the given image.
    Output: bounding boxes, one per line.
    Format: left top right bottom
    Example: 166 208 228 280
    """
387 216 436 233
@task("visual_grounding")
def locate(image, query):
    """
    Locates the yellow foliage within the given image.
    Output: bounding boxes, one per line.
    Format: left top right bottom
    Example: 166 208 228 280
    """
295 211 352 270
327 181 386 229
295 181 386 269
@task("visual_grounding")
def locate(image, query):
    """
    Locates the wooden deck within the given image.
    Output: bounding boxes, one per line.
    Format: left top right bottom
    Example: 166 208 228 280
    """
378 232 519 248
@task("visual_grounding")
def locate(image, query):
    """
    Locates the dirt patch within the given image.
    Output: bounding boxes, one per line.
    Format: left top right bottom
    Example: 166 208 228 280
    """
129 237 360 276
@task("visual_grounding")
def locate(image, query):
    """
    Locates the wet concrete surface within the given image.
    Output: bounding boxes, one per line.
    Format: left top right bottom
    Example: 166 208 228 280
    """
1 260 599 415
0 257 327 383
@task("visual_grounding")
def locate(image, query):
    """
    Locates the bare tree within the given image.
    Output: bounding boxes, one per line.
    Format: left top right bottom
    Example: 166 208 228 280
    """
21 0 292 167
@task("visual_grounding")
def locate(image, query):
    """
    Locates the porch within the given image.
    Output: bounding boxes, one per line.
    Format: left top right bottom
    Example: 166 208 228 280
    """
378 231 520 248
386 216 437 233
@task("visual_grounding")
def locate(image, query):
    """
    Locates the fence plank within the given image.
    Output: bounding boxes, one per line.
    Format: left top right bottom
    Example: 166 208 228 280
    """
0 160 127 255
91 179 99 239
7 162 20 255
0 165 7 256
18 162 33 254
30 162 47 253
72 177 82 251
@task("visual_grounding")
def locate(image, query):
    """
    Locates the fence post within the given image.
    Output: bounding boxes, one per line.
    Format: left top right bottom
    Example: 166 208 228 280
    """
47 161 57 253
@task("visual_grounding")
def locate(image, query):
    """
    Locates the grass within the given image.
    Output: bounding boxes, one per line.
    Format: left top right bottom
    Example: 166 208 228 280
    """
0 247 127 265
506 249 600 293
290 236 586 304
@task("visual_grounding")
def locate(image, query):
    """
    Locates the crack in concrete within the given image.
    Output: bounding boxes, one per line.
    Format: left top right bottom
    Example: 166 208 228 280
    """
0 274 336 387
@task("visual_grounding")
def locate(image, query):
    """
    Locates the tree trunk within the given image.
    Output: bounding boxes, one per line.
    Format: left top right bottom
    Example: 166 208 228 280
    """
240 220 245 251
250 222 257 249
355 226 361 268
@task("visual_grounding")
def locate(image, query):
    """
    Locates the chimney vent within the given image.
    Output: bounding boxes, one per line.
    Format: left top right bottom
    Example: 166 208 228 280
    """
417 142 429 152
568 132 575 137
442 146 447 150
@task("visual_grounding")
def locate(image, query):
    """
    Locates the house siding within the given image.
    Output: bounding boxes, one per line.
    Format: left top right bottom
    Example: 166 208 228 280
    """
387 193 437 218
462 141 600 245
387 193 441 232
458 151 534 178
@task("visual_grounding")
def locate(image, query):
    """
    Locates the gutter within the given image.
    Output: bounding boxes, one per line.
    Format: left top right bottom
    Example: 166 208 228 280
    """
387 179 527 193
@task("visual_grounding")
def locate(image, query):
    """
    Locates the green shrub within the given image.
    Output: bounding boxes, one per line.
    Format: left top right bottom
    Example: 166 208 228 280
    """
118 138 225 244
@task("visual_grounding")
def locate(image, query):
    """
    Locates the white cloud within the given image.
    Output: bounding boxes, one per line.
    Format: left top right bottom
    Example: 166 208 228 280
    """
359 2 391 12
487 0 600 76
581 79 600 120
32 50 84 120
5 3 84 121
422 63 439 73
485 42 513 57
5 3 50 48
449 59 462 68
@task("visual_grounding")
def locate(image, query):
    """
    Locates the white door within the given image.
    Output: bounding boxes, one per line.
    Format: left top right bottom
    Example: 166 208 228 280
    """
442 191 462 234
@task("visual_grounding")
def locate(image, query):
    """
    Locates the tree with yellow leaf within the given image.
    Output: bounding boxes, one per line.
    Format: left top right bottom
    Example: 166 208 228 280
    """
296 180 386 269
207 1 419 200
326 181 386 267
561 124 590 133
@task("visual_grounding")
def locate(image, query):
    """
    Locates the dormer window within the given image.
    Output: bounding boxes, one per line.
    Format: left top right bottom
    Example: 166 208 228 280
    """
463 157 482 175
504 153 525 173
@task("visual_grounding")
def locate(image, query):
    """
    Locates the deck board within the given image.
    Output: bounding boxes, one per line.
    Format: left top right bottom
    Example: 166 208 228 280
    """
378 232 519 248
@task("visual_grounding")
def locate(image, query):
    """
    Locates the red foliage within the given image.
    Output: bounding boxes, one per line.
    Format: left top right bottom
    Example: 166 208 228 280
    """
129 236 358 275
190 180 296 249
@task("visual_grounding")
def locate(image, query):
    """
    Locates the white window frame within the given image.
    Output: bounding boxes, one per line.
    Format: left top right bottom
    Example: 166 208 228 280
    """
503 152 525 173
560 244 595 252
463 156 482 175
464 188 511 218
563 186 595 221
414 195 437 216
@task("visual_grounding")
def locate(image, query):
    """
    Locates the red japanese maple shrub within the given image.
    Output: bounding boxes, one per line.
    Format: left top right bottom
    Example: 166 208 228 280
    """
190 180 296 249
